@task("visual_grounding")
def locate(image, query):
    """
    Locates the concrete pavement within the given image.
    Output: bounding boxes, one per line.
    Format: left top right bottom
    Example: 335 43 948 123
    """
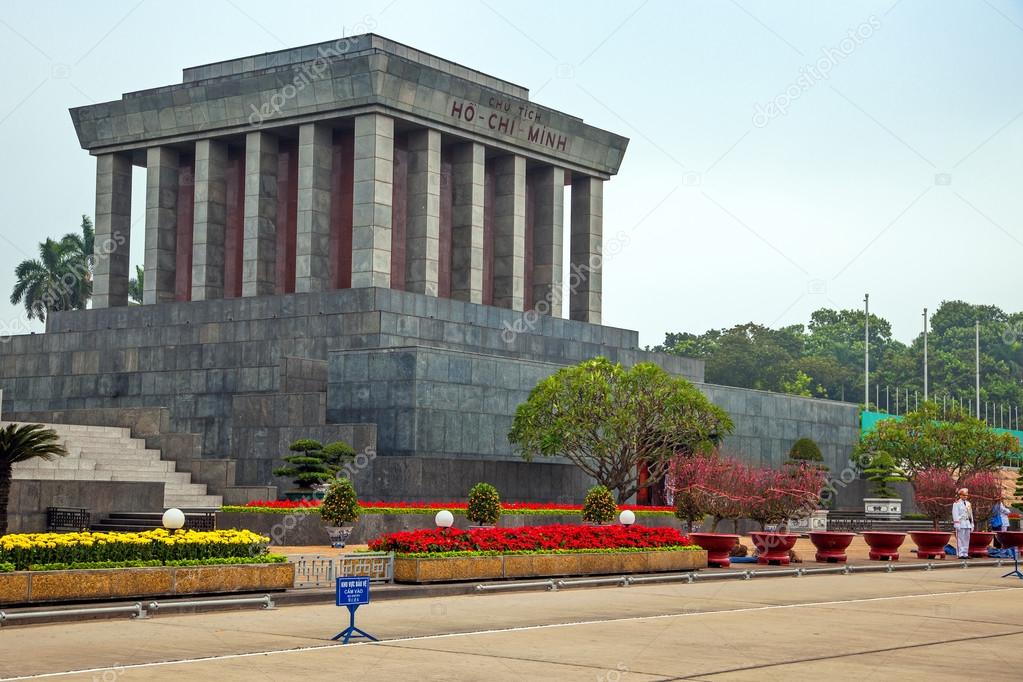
0 566 1021 680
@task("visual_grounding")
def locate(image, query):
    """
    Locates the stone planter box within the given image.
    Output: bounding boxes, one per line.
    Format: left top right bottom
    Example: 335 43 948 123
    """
0 562 294 606
393 549 708 584
786 510 829 533
864 498 902 520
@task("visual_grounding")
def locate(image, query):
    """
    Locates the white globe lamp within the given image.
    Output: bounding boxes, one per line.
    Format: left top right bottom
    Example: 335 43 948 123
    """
619 509 636 527
434 510 454 529
162 508 186 530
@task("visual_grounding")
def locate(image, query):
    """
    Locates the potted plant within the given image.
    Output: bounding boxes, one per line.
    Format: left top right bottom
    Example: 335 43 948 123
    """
785 438 830 530
274 439 356 500
466 482 501 528
862 531 906 560
746 465 824 565
320 476 361 548
808 530 856 563
861 451 906 520
908 468 954 558
965 471 1003 557
581 485 617 525
668 455 743 566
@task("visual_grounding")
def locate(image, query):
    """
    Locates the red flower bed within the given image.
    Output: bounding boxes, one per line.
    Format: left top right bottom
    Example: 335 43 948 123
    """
368 524 691 554
244 499 320 509
242 499 675 513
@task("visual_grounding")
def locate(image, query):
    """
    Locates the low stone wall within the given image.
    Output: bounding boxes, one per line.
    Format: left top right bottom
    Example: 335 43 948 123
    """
217 511 687 546
0 563 295 606
8 480 165 533
394 549 708 583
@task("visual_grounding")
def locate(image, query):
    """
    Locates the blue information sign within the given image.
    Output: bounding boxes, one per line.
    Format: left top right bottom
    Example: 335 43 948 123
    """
335 576 370 606
332 576 377 644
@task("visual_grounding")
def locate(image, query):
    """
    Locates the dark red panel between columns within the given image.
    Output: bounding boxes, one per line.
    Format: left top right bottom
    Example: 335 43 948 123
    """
438 152 452 299
276 139 298 294
174 153 195 302
223 147 245 299
330 130 354 290
390 134 408 291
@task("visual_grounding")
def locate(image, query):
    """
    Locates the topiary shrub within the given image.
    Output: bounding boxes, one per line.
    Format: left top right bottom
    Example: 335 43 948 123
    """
320 477 361 525
582 485 617 524
787 438 826 470
273 439 356 491
466 482 501 526
863 451 906 498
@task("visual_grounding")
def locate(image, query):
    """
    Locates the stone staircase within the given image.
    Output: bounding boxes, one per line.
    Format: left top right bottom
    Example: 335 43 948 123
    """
9 422 222 509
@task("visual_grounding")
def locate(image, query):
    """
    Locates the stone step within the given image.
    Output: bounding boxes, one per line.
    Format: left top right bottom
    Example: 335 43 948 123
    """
164 493 223 509
14 458 98 471
92 460 177 473
13 469 114 481
108 471 192 484
70 439 149 449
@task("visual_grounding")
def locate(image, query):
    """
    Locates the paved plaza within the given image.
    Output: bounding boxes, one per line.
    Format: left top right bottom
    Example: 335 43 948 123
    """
1 566 1021 680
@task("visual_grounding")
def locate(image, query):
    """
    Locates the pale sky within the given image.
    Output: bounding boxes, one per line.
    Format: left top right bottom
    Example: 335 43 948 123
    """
1 0 1020 347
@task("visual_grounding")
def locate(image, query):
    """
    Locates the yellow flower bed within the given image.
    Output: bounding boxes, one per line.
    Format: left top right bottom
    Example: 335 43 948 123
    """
0 528 269 570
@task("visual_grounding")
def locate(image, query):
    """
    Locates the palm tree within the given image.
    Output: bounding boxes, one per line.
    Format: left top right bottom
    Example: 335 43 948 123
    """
9 216 94 322
0 423 68 535
128 265 144 304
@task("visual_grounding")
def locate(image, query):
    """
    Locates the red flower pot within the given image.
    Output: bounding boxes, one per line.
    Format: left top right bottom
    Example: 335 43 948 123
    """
968 531 995 558
909 531 951 560
808 531 856 563
750 532 799 565
862 531 906 561
690 533 739 568
996 530 1023 550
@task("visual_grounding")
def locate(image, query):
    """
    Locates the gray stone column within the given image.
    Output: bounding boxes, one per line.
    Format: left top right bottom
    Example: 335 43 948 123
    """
143 147 179 305
295 122 333 292
92 153 133 309
450 142 485 303
405 129 440 296
493 155 526 310
531 166 565 316
191 139 228 301
242 131 278 297
570 176 603 324
351 114 393 289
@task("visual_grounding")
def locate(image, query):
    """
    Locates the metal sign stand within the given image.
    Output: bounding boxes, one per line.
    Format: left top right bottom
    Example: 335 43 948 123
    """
332 604 378 644
1002 548 1023 580
332 576 378 644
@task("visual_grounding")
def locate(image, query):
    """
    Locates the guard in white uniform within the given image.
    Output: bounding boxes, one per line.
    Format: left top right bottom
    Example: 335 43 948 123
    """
951 488 974 559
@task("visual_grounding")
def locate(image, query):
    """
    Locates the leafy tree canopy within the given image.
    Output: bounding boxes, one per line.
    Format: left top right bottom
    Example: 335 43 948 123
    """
654 302 1023 408
509 357 733 502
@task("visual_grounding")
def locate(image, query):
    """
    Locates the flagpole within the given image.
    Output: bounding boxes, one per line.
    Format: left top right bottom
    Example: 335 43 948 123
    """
975 320 981 419
922 307 928 402
864 294 870 407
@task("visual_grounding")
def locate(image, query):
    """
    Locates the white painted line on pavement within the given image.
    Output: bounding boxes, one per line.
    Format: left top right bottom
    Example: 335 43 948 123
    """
1 586 1016 680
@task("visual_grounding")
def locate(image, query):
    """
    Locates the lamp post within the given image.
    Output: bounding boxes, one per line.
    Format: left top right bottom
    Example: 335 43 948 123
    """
162 508 185 532
619 510 636 527
434 510 454 533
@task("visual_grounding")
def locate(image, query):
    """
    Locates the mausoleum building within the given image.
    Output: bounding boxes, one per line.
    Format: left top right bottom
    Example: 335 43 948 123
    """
1 36 861 520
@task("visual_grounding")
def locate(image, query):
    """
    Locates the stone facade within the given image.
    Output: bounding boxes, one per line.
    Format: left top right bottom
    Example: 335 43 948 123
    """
0 36 872 507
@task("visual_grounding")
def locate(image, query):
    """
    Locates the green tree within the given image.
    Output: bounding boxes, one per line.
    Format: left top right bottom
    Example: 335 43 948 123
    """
855 402 1020 483
10 216 94 321
509 357 733 502
0 424 69 534
320 477 360 525
861 451 906 498
128 265 144 305
273 439 355 491
466 482 501 526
